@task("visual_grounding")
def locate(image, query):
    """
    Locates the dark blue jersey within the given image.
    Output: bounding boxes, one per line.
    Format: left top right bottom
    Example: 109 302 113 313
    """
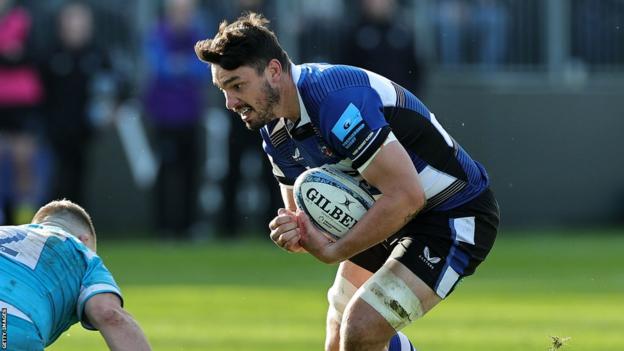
260 63 489 211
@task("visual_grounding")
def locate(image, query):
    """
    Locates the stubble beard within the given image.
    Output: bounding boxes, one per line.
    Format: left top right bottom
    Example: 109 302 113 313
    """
246 80 280 131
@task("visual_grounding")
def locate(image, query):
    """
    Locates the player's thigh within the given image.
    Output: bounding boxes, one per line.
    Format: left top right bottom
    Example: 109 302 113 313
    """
348 258 440 334
337 260 373 287
393 189 499 299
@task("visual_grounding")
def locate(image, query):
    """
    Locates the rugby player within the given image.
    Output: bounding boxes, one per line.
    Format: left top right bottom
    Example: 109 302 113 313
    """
0 200 151 350
195 13 499 351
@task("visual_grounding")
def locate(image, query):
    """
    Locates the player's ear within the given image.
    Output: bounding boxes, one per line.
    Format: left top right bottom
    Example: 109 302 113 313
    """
266 59 282 82
78 232 96 251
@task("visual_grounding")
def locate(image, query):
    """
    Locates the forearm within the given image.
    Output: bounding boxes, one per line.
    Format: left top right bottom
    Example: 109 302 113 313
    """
97 309 151 351
332 192 423 262
280 184 297 211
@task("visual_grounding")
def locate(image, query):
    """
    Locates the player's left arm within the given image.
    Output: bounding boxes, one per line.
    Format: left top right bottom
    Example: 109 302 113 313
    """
299 139 425 263
263 133 308 253
298 85 425 263
76 246 151 350
84 293 152 351
269 184 308 253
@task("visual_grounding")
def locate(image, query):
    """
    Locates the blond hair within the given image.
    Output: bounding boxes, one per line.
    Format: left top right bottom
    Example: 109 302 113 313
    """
32 199 97 241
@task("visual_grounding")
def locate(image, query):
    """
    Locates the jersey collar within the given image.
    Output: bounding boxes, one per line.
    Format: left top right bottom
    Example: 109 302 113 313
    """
286 63 311 132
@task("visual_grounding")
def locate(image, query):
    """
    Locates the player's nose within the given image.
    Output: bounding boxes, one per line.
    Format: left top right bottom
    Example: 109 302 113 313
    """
224 92 240 111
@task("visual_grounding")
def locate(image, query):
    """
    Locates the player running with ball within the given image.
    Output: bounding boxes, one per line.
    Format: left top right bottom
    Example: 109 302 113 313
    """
195 13 499 351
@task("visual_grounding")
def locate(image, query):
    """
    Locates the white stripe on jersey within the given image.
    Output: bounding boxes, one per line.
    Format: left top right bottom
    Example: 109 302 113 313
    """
351 128 382 165
77 283 122 330
429 112 454 147
265 151 286 178
269 118 287 137
418 166 458 200
291 63 302 84
363 70 397 107
0 300 33 323
77 283 121 311
356 132 398 173
397 331 413 350
290 63 312 127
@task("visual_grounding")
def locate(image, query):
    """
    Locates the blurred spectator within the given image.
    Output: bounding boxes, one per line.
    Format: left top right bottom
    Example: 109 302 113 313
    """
0 0 44 224
435 0 470 66
435 0 509 68
40 1 117 206
142 0 211 238
342 0 425 96
297 0 347 62
235 0 267 15
572 0 624 65
220 0 277 23
473 0 509 67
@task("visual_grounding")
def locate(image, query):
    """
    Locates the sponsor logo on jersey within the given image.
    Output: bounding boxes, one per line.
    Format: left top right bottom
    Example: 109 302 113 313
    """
343 124 365 149
352 130 375 156
332 103 363 142
0 230 26 257
292 147 304 162
418 246 441 269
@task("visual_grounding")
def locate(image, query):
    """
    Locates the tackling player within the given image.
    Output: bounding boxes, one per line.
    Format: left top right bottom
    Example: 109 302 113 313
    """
0 200 151 351
195 13 499 351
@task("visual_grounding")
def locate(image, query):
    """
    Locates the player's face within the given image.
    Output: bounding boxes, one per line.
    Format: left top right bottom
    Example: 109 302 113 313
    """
213 64 280 131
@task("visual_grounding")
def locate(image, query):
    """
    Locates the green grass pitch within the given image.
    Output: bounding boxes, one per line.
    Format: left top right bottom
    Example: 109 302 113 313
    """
48 229 624 350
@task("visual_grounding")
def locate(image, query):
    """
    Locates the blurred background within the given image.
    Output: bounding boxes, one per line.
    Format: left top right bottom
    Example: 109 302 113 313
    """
4 0 623 350
1 0 624 237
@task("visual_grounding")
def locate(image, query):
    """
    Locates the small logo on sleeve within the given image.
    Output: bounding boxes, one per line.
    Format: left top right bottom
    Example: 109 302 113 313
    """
332 103 363 142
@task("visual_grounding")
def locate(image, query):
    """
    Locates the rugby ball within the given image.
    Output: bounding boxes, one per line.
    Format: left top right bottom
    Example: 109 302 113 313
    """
293 165 375 239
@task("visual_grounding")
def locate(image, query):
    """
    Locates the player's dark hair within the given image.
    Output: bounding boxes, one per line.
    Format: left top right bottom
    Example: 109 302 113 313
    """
194 12 290 74
32 199 97 241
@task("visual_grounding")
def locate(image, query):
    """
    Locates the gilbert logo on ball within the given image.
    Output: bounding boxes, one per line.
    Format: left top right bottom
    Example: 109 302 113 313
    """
294 165 375 239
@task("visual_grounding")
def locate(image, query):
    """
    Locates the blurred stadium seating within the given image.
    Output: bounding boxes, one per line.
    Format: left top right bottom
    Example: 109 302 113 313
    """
19 0 624 233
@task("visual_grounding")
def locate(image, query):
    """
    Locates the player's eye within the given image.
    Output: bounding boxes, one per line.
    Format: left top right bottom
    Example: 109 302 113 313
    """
233 83 243 91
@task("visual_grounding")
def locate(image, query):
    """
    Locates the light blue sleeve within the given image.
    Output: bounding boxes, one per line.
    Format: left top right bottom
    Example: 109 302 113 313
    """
75 248 123 330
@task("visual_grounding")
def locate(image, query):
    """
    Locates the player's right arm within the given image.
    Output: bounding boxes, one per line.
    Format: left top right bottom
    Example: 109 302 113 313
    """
84 293 151 351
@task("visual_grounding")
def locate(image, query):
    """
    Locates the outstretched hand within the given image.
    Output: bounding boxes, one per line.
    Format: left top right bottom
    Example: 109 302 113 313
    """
296 210 341 264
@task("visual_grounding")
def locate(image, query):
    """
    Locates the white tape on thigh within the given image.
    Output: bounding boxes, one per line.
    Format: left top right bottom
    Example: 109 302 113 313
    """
327 275 358 323
354 266 423 331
